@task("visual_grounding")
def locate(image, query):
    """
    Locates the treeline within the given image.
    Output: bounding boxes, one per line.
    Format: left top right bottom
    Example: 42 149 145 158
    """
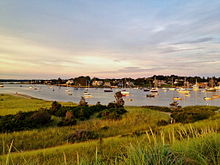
33 75 220 87
2 75 219 87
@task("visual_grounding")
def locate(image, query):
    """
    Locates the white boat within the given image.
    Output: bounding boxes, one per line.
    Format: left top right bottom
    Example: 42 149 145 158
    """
67 91 73 95
84 91 93 98
192 80 199 91
177 88 190 94
192 85 199 91
143 88 150 92
0 84 4 88
150 88 158 93
214 86 220 90
204 97 212 101
121 90 130 96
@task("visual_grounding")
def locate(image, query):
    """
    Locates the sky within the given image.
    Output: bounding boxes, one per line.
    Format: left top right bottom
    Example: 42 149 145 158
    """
0 0 220 79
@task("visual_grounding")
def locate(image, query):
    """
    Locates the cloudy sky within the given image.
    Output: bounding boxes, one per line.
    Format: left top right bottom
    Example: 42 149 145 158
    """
0 0 220 79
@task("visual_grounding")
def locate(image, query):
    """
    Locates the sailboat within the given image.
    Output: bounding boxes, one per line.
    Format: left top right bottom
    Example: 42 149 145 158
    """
83 80 93 98
84 91 93 98
192 79 199 91
150 77 159 93
169 77 176 91
121 79 130 96
177 78 190 94
206 78 216 92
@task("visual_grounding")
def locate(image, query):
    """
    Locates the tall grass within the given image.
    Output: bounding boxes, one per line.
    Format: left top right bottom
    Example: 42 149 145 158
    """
0 106 169 155
1 123 219 165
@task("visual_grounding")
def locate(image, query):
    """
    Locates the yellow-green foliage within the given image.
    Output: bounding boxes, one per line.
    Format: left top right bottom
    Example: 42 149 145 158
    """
0 94 75 116
0 106 169 155
0 94 219 165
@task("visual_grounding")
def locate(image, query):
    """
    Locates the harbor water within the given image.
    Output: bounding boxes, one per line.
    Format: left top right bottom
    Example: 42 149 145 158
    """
1 83 220 107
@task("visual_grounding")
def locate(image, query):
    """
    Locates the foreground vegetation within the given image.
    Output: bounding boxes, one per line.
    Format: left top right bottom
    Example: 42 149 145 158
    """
0 94 219 165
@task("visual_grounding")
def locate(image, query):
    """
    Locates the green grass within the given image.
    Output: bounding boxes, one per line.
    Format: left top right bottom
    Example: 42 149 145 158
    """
1 129 219 165
0 94 220 165
0 106 169 155
0 94 75 116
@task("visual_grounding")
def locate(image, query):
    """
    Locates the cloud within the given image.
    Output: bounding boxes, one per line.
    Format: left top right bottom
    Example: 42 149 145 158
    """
173 37 214 45
1 0 220 78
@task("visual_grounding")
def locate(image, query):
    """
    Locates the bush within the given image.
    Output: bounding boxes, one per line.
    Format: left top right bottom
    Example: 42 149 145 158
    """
143 106 172 112
30 110 51 125
183 106 219 112
65 130 99 143
57 111 77 126
57 118 77 126
0 110 51 132
171 107 215 123
50 101 62 115
157 120 169 126
97 108 127 120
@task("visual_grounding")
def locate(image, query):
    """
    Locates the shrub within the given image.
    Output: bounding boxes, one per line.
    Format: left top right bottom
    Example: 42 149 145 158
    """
57 111 77 126
29 110 51 125
183 106 219 112
157 120 169 126
97 108 127 120
57 118 77 126
0 110 51 132
171 107 215 123
143 106 172 112
50 101 62 114
65 130 99 143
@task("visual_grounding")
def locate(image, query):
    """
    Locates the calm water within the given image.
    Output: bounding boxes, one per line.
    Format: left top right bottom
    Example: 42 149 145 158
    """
1 83 220 107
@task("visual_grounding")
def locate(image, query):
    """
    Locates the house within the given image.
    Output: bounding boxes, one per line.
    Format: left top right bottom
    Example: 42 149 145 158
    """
103 82 111 87
92 80 103 86
66 79 74 85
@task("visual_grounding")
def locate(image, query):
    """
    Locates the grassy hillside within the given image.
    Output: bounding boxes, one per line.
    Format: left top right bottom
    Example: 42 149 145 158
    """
0 94 219 165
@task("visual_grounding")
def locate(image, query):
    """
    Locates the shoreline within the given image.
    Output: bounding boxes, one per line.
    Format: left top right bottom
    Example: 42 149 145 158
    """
1 93 219 109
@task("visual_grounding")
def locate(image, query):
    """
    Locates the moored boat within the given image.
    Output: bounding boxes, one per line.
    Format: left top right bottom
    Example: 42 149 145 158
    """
177 88 190 94
204 97 212 101
104 88 113 92
143 88 150 92
212 95 220 99
150 88 158 93
84 91 93 98
215 86 220 90
121 90 130 96
146 94 155 97
173 97 182 101
205 88 216 92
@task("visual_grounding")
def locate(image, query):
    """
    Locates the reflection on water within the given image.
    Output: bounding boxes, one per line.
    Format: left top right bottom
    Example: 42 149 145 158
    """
1 83 220 107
